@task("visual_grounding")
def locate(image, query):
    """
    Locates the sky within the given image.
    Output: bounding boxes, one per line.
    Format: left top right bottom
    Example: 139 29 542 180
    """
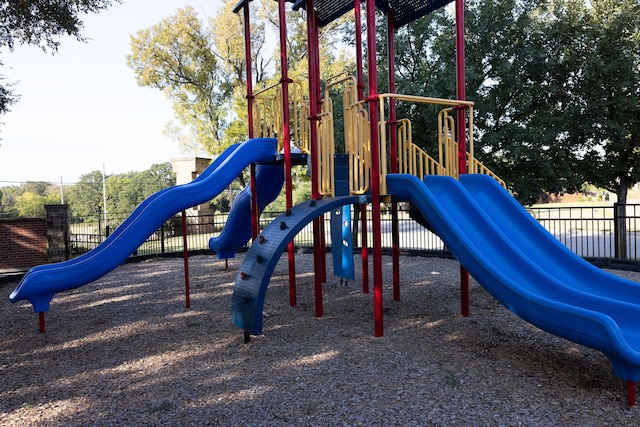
0 0 221 185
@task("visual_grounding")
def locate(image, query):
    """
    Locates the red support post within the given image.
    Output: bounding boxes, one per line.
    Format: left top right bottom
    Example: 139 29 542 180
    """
360 204 369 294
365 0 384 337
182 210 191 309
307 0 323 316
628 381 636 407
387 9 400 301
243 5 260 242
354 1 369 295
354 0 365 100
455 0 470 317
277 0 297 307
39 312 45 334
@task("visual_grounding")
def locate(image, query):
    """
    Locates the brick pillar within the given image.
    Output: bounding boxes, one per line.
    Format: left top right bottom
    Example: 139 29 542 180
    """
45 204 70 262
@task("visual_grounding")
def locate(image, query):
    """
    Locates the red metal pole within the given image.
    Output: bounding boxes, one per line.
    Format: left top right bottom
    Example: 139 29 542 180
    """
365 0 384 337
360 205 369 293
354 0 365 100
182 210 191 309
244 5 254 140
277 0 297 307
455 0 470 317
39 312 45 334
628 381 636 407
354 0 369 295
307 0 323 316
387 10 400 301
243 4 260 242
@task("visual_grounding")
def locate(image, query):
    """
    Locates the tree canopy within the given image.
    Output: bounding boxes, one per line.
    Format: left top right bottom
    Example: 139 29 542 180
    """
67 162 176 218
127 0 353 157
0 0 119 116
383 0 640 204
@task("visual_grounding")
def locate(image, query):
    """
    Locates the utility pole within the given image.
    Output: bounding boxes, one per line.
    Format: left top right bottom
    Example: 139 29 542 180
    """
102 163 108 235
59 176 64 204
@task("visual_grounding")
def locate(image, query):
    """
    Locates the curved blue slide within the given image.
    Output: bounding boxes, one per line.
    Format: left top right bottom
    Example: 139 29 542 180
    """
387 173 640 381
9 138 278 313
209 163 284 259
460 174 640 305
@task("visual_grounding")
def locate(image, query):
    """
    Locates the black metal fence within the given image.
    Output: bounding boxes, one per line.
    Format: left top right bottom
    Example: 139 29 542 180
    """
68 203 640 261
527 203 640 260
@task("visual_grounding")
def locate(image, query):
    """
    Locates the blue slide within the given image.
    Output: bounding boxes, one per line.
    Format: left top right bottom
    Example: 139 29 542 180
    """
387 173 640 382
10 138 278 313
209 163 284 259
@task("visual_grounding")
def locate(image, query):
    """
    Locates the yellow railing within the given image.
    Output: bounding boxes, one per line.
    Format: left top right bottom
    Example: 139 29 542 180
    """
251 80 310 154
378 94 475 195
317 108 335 196
438 108 459 178
438 107 506 187
318 73 370 196
252 82 281 142
466 150 506 187
251 74 504 197
397 118 443 178
346 100 371 195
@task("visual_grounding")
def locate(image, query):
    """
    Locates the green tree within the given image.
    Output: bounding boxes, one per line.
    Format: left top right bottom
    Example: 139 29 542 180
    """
14 191 60 217
127 4 273 155
67 163 176 218
128 2 354 155
23 181 51 197
0 0 120 116
383 0 639 205
67 170 104 218
128 6 225 155
106 163 175 214
577 0 640 205
0 184 23 215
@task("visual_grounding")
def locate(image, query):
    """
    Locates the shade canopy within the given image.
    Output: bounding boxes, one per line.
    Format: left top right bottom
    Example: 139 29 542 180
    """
292 0 454 27
234 0 454 27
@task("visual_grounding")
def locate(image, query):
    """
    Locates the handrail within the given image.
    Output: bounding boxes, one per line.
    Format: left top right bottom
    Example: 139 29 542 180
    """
346 100 371 195
251 80 310 154
397 119 443 178
378 93 476 195
320 73 369 195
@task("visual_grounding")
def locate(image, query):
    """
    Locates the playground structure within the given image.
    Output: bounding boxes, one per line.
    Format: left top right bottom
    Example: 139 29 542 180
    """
8 0 640 407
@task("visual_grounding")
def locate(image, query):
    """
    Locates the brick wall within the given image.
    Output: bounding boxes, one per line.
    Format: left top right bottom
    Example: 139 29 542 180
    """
0 218 48 271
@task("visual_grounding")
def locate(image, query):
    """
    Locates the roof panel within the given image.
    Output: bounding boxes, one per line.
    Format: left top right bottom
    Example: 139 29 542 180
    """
386 0 454 27
295 0 453 27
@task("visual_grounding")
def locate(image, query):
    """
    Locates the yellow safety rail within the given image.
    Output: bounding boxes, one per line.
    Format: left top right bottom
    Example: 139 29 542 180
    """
346 100 371 195
251 80 310 154
317 107 335 196
378 94 475 195
438 108 459 177
465 149 506 187
318 73 371 196
251 74 504 197
252 82 281 141
397 118 443 178
290 81 310 154
438 107 506 187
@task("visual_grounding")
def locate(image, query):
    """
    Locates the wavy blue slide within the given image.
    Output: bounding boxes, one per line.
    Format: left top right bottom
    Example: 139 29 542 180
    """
387 173 640 382
209 163 284 259
10 138 278 313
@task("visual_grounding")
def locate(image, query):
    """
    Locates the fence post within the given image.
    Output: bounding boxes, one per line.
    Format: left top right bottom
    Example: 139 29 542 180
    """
614 202 627 259
160 224 166 253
